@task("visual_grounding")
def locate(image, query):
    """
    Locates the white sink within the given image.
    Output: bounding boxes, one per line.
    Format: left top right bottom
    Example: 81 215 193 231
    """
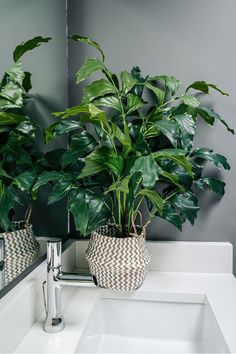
76 297 229 353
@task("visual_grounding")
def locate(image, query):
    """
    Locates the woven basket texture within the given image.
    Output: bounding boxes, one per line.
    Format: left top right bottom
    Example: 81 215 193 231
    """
85 225 152 291
0 221 39 283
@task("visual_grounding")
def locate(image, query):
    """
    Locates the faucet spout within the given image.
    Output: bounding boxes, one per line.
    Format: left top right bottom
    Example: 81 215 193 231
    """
43 240 96 333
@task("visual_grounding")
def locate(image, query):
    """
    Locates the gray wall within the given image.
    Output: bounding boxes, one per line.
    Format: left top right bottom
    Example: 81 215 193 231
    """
0 0 68 237
68 0 236 271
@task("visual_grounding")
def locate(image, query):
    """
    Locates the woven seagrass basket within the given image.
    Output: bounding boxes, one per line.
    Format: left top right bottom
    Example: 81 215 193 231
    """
0 206 40 283
85 225 152 291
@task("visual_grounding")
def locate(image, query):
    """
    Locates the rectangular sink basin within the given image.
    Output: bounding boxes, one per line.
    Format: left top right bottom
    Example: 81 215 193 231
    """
76 296 229 353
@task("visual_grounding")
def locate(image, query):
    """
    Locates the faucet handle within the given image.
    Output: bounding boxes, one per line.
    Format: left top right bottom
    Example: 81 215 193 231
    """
47 240 62 269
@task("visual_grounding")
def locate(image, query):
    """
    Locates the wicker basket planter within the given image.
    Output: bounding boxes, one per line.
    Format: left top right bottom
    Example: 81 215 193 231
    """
85 225 152 291
0 218 39 284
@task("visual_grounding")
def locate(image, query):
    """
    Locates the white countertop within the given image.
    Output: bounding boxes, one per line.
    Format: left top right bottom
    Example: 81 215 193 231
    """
14 270 236 353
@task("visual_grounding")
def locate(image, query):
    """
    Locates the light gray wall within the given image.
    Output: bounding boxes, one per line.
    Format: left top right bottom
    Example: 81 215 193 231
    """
68 0 236 271
0 0 68 237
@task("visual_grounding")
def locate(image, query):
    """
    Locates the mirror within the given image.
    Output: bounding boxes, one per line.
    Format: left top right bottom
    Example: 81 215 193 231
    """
0 0 69 297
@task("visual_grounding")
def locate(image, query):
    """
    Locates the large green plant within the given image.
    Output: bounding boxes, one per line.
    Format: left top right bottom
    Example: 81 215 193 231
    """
0 36 51 231
35 35 234 237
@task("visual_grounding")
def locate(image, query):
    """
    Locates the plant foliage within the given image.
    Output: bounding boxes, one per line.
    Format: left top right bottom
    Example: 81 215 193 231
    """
0 37 51 231
40 35 233 237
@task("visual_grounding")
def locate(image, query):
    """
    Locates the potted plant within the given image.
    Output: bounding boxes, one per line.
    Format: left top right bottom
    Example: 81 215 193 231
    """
0 36 51 282
35 35 234 291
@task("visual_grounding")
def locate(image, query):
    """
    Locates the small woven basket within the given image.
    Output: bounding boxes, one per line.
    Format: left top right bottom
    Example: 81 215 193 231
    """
0 206 40 283
85 225 152 291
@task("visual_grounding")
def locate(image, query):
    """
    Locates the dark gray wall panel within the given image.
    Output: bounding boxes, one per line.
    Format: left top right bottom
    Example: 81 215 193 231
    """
68 0 236 271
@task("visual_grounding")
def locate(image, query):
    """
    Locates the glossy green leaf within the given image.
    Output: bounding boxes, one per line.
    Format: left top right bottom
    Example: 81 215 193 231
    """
121 71 137 95
82 79 116 103
16 120 37 137
0 81 23 108
137 188 163 215
152 119 179 147
22 71 32 92
0 186 15 231
126 94 145 115
191 148 230 170
153 149 193 175
180 95 200 108
48 180 73 205
197 107 234 134
79 147 123 178
32 171 69 196
130 155 159 188
53 105 89 119
145 81 165 105
61 131 97 168
45 120 81 143
186 80 229 96
160 204 182 230
0 112 25 125
169 191 199 225
68 188 110 235
6 61 24 85
174 114 196 151
112 124 131 153
105 176 130 194
14 170 37 191
13 36 51 62
149 76 180 95
196 177 225 197
76 58 105 84
92 95 121 111
70 35 105 62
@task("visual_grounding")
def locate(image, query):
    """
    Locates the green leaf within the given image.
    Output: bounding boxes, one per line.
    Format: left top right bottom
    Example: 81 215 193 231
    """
169 191 199 225
61 131 97 168
105 176 130 194
126 94 145 115
70 35 105 63
6 61 24 85
186 80 229 96
149 76 180 95
0 81 23 108
191 148 230 170
45 120 81 143
68 189 110 235
145 81 165 105
112 123 131 153
32 171 69 196
197 107 234 134
92 95 121 111
53 104 89 119
0 186 15 231
79 147 123 178
130 155 159 188
153 149 193 176
13 36 52 62
180 95 200 108
48 180 73 205
76 58 105 84
174 114 196 151
160 204 183 231
152 119 179 147
121 71 137 94
22 71 32 93
137 189 163 215
82 79 116 103
196 177 225 198
14 170 37 191
159 169 185 191
16 120 37 137
0 112 25 125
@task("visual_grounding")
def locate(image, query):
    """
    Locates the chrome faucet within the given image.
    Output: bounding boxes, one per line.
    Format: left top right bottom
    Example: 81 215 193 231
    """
43 240 97 333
